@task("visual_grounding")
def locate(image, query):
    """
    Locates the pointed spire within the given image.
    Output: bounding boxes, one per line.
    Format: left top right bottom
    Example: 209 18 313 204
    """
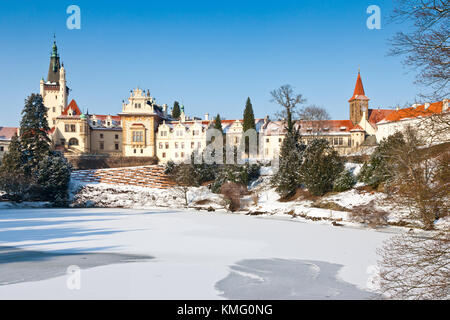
349 70 369 102
47 36 61 83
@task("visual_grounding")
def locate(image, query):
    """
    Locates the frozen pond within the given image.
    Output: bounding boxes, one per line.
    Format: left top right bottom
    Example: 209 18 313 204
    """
0 208 391 299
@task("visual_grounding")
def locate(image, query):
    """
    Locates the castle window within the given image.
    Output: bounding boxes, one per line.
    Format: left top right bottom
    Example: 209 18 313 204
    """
53 107 56 112
161 131 167 137
165 142 169 149
0 147 4 152
191 142 195 148
193 130 199 136
162 152 166 158
65 124 76 132
181 142 185 149
69 138 79 146
175 142 179 149
175 152 179 158
348 139 352 147
339 138 343 146
100 142 104 150
176 130 184 137
132 131 144 143
115 134 119 139
334 138 339 145
181 152 185 158
115 144 119 150
141 149 143 154
159 143 163 149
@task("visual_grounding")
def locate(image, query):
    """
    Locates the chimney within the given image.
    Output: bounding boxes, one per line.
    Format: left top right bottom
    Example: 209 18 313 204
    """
204 113 209 121
443 99 449 112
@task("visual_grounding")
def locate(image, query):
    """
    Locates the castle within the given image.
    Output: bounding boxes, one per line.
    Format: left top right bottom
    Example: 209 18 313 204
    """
0 40 447 163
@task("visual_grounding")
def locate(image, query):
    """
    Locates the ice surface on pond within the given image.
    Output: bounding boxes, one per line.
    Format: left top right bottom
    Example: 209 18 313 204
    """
216 259 378 300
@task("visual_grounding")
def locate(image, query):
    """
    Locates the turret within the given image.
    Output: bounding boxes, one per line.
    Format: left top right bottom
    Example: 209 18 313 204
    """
349 70 370 125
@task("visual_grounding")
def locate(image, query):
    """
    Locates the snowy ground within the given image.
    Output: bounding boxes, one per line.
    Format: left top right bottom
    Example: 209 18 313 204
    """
0 207 394 299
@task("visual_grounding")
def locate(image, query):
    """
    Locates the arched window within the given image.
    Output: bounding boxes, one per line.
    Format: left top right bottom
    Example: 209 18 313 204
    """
69 138 79 146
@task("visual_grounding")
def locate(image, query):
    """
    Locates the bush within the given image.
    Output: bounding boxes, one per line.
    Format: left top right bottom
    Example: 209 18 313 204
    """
300 139 344 196
333 170 356 192
211 163 261 193
220 182 248 212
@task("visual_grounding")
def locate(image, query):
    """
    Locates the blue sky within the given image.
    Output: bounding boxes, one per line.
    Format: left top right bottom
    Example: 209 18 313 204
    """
0 0 422 126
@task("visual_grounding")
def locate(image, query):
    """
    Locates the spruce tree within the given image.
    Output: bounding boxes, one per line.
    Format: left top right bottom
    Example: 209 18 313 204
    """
172 101 181 119
214 114 223 132
0 133 27 198
20 93 51 175
300 138 344 196
0 133 23 174
271 129 305 199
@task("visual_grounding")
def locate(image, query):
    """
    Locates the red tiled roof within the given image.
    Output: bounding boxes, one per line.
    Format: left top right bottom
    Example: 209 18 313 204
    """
350 124 364 131
298 120 355 132
92 114 121 121
349 72 369 102
382 101 444 123
0 127 19 140
61 99 82 116
368 109 394 126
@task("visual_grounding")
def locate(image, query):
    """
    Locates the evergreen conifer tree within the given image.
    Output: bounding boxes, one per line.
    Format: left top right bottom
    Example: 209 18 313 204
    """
271 129 305 199
214 114 223 132
243 98 256 156
243 97 256 132
172 101 181 119
20 94 51 175
300 138 344 196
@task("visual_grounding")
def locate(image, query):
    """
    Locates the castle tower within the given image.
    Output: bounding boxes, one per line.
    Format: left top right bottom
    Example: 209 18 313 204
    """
349 71 369 125
40 38 69 127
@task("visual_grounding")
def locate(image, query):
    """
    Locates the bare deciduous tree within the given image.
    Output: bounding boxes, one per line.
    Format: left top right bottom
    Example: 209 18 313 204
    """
298 105 331 135
390 0 450 100
377 231 450 300
270 85 306 132
385 126 449 229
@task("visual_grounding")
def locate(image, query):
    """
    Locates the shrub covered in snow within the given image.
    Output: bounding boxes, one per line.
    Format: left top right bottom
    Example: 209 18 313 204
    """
333 170 357 192
211 163 260 193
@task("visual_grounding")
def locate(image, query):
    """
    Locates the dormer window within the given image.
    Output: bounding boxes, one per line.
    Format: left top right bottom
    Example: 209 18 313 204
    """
135 103 142 109
161 131 168 137
340 126 347 131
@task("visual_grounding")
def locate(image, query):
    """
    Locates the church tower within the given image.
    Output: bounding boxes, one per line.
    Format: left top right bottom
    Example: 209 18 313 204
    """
349 71 369 125
40 38 69 127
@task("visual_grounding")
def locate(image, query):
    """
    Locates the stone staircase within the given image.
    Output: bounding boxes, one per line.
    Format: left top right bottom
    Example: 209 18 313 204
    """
71 165 176 189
